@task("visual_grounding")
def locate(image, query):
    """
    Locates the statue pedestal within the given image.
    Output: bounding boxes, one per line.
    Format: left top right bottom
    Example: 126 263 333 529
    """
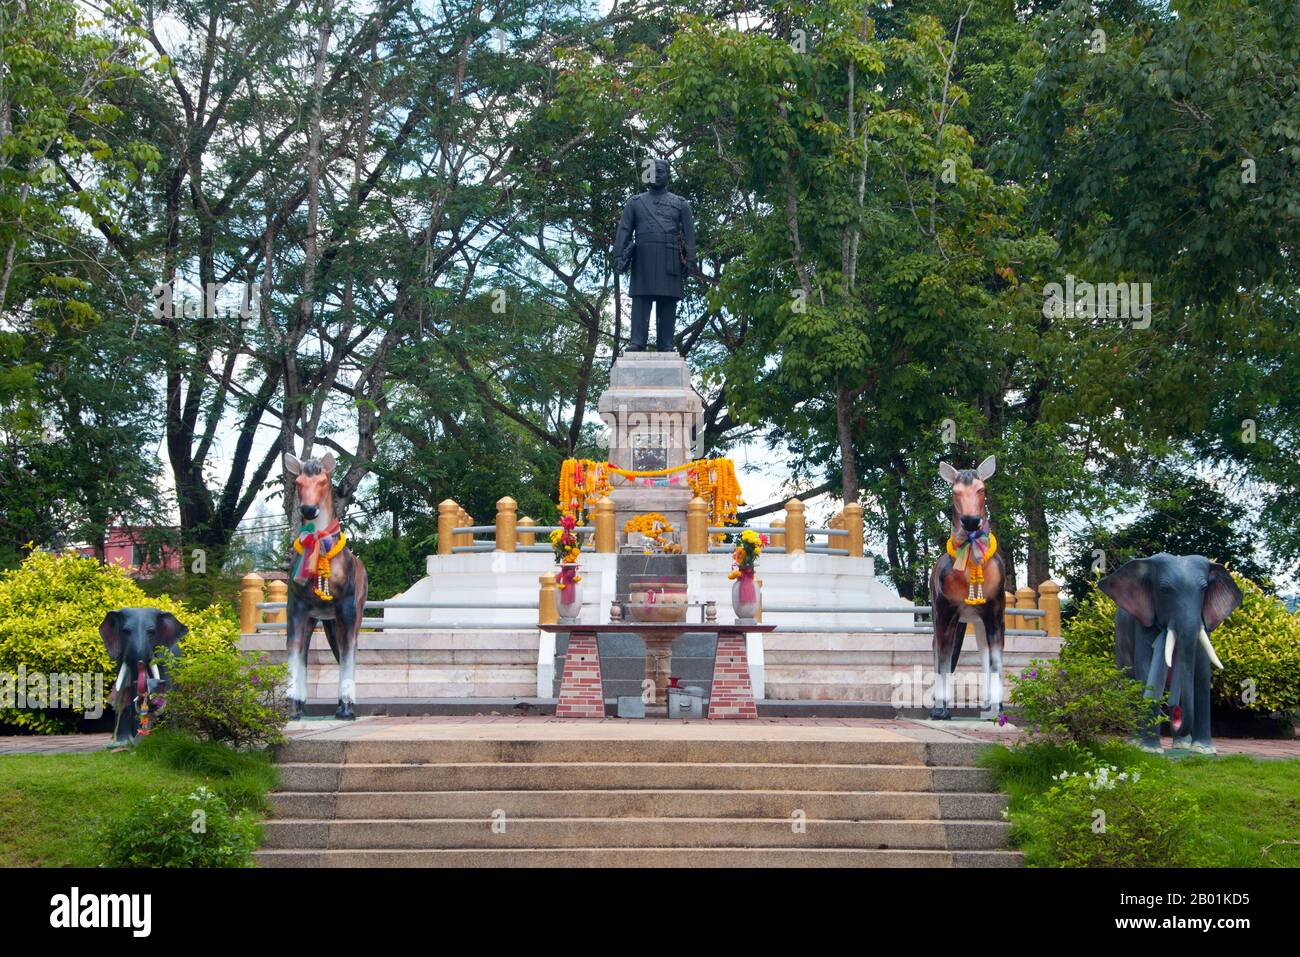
597 352 704 540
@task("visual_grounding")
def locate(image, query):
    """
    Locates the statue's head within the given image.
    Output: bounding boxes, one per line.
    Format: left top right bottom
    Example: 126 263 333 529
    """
651 158 670 189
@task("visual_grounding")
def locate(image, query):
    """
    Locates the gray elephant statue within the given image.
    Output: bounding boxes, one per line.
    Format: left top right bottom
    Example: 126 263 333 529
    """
99 607 188 747
1099 553 1242 754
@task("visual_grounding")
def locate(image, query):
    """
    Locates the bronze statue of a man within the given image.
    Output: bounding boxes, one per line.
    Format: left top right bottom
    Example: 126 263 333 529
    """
614 158 696 352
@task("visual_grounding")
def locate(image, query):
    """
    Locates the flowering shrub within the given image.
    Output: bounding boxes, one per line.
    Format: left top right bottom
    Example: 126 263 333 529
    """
1005 656 1157 746
156 649 291 749
98 785 259 868
1015 759 1203 867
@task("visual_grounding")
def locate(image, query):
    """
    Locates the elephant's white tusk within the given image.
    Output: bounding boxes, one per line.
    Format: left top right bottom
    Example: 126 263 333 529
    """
149 663 160 681
1164 628 1176 669
1199 627 1225 671
114 663 128 691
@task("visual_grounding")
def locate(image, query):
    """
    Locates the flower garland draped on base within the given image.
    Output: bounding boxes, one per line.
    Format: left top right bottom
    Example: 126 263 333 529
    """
557 457 743 528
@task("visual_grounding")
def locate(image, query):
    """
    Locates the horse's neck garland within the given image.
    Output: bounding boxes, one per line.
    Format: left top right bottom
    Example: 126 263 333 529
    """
946 528 998 605
293 519 346 601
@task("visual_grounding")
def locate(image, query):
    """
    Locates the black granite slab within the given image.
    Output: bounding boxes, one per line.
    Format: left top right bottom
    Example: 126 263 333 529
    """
615 552 687 600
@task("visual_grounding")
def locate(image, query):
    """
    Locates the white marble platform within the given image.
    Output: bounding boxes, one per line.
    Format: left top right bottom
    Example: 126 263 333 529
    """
249 549 1059 701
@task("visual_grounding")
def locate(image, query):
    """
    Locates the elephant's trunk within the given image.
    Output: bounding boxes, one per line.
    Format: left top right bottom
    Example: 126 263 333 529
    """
1149 626 1190 734
1166 615 1202 733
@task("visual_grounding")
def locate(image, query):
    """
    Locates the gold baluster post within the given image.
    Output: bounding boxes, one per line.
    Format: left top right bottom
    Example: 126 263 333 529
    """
495 496 517 552
437 499 459 555
240 573 264 634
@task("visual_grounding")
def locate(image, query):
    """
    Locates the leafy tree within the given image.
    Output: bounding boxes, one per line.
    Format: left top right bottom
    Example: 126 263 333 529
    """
1015 0 1300 572
1062 469 1272 609
639 0 1094 595
0 0 163 563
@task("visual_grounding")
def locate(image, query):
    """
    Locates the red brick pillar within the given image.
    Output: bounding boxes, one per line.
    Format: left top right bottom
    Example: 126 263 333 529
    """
708 631 757 719
555 630 605 718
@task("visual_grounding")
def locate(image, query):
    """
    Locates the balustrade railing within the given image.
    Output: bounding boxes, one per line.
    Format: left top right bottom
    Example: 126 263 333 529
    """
426 494 868 558
240 573 1061 636
240 495 1061 637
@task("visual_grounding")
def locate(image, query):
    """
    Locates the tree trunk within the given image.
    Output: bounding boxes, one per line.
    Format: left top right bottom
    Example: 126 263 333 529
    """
1026 499 1050 588
836 381 859 503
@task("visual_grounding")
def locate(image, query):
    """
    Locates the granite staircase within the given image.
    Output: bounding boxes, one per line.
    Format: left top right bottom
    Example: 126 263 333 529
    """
256 736 1019 867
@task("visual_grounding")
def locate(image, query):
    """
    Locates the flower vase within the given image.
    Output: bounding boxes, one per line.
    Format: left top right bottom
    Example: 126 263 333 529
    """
731 568 760 623
556 563 582 622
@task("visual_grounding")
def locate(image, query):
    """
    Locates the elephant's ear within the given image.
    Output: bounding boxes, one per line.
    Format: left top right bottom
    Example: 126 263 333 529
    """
1203 563 1242 632
1098 559 1155 628
154 611 188 653
99 610 124 659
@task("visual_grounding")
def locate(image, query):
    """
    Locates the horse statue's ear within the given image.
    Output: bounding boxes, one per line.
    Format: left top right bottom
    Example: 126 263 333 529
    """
976 455 996 480
284 452 302 476
938 462 959 485
320 452 336 474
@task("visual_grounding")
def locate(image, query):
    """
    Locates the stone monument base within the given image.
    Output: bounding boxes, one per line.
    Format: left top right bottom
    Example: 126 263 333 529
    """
597 351 703 547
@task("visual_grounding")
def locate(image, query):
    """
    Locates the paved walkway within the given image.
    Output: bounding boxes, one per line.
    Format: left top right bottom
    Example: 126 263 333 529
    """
2 718 1297 757
278 715 1300 758
0 732 112 754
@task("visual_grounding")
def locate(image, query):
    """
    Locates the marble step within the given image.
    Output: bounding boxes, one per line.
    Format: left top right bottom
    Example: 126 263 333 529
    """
276 737 985 766
260 817 1013 851
269 788 1008 821
255 847 1022 867
274 762 995 794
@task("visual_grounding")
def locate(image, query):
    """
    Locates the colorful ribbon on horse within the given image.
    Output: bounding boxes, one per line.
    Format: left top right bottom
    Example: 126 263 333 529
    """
946 529 998 604
292 519 345 600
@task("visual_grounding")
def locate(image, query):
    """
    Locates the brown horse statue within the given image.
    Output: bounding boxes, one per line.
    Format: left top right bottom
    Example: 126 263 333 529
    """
928 456 1006 720
284 452 368 720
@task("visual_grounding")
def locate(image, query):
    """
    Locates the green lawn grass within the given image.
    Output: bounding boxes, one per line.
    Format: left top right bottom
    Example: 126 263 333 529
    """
0 731 276 867
982 742 1300 867
1170 754 1300 866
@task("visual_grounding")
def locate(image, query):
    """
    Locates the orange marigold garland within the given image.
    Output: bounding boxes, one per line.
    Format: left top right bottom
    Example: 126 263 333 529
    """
557 457 743 530
685 458 742 530
558 459 612 522
623 512 682 553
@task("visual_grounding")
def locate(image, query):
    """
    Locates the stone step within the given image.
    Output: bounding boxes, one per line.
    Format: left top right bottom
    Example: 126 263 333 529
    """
240 632 539 651
276 737 985 767
305 667 536 680
274 762 994 793
764 683 900 703
763 652 1047 666
260 817 1012 851
255 847 1021 867
307 681 538 699
269 789 1007 821
257 650 537 665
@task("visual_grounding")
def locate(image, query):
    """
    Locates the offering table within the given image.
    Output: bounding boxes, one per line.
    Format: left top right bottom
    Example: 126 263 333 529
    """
540 623 775 719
